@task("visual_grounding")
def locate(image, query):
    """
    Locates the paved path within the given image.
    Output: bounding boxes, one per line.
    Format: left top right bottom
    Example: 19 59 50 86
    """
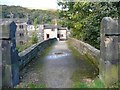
19 41 98 88
42 41 77 88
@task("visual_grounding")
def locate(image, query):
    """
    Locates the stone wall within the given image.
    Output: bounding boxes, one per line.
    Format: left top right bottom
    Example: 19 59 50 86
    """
69 38 100 68
19 38 57 70
100 17 119 87
1 21 57 88
1 21 20 87
69 17 119 87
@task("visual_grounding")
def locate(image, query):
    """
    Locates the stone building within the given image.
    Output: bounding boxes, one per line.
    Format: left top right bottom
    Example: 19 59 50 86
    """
15 21 28 45
27 24 44 42
43 24 68 41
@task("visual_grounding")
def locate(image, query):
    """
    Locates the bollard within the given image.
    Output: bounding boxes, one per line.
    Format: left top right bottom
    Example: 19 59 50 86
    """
100 17 119 87
1 21 20 88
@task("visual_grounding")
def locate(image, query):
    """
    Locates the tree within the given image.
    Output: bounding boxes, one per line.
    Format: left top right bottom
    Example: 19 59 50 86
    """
1 5 58 24
31 32 38 44
58 1 118 49
31 18 38 44
33 18 38 30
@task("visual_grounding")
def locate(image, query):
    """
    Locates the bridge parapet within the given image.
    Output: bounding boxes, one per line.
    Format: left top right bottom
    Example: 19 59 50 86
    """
1 21 57 88
69 38 100 68
0 21 20 87
19 38 57 70
69 17 119 87
100 17 119 86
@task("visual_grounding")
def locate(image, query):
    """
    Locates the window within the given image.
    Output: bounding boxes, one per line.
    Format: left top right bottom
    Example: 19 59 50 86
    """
19 25 23 29
46 34 49 39
19 41 24 45
60 34 63 37
51 29 55 31
57 34 60 38
19 33 24 37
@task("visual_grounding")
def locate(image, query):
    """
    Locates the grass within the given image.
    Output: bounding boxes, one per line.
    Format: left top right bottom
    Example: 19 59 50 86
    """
89 78 105 88
73 77 105 88
73 82 88 88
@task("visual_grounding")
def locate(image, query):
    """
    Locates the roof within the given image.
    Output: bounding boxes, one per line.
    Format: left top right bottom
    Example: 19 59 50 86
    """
43 24 67 30
43 24 56 29
57 26 67 30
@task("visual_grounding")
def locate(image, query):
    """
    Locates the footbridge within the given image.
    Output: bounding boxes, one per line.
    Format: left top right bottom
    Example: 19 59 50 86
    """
1 17 119 88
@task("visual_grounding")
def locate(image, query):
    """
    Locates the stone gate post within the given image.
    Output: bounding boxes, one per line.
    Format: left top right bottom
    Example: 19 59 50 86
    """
100 17 119 87
0 21 20 87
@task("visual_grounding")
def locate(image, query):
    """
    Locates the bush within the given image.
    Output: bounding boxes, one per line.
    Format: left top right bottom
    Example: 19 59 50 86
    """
31 32 38 44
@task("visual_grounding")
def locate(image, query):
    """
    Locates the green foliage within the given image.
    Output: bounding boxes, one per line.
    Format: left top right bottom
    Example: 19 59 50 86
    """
34 18 38 31
73 78 105 88
58 2 118 49
1 5 58 24
27 83 46 88
89 78 105 88
73 82 88 88
16 42 32 52
31 32 38 44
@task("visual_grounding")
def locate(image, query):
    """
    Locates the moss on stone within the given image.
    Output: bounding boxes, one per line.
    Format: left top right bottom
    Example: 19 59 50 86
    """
102 64 119 87
84 53 99 72
2 25 9 37
67 40 101 88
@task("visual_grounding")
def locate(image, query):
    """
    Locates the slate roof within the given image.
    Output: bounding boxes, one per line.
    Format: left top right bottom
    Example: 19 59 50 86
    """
43 24 67 30
43 24 55 29
57 26 67 30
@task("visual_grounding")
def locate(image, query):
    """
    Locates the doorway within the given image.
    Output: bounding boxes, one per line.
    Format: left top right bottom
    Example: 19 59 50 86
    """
46 34 49 39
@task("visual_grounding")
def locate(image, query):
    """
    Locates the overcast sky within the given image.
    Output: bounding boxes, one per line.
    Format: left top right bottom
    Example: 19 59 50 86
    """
0 0 59 10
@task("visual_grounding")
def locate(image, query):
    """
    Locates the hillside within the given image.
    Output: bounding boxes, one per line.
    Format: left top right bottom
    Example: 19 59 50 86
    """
1 5 59 24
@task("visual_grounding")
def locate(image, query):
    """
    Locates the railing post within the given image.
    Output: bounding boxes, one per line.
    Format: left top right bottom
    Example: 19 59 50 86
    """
1 21 20 87
100 17 119 87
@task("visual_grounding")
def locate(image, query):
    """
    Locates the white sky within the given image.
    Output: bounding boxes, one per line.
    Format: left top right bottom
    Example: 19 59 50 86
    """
0 0 59 10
